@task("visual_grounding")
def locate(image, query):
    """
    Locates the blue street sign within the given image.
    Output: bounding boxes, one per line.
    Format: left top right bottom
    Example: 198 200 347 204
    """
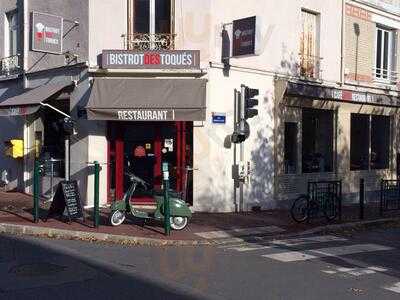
212 113 226 124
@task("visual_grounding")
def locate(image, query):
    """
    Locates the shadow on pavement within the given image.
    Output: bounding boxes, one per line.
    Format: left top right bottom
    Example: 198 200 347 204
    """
0 233 207 300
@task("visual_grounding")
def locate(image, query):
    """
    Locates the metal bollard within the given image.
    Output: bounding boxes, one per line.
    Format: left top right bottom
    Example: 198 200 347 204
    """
163 162 171 236
33 160 40 223
94 161 100 228
359 178 365 220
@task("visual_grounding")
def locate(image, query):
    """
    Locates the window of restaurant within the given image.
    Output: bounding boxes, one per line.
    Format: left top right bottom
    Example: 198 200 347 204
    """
350 114 369 170
371 115 390 169
284 122 298 174
350 114 390 171
302 108 333 173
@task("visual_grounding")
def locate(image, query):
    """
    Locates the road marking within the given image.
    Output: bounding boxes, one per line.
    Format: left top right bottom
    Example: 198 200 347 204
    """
384 282 400 294
262 244 394 262
310 244 394 257
271 235 348 246
195 226 285 239
262 251 317 262
227 245 274 252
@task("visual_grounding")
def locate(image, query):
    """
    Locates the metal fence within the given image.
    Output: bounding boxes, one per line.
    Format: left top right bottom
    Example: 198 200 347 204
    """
380 180 400 215
307 180 342 220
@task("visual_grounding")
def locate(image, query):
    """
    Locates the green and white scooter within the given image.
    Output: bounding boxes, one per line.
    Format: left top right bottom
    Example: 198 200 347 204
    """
109 172 192 230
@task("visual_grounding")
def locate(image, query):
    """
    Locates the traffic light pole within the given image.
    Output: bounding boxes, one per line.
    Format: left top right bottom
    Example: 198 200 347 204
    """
233 89 238 213
239 85 246 212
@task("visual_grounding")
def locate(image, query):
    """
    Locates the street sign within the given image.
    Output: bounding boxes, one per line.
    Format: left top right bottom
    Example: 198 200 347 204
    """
212 112 226 124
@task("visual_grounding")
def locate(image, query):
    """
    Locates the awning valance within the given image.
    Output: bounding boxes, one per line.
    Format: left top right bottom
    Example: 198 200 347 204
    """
0 82 73 117
86 78 207 121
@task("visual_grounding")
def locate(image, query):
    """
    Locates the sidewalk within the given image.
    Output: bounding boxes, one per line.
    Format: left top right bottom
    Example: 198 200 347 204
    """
0 191 399 245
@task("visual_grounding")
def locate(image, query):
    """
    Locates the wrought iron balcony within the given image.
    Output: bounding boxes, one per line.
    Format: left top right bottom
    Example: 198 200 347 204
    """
0 54 22 77
122 33 176 51
298 54 322 80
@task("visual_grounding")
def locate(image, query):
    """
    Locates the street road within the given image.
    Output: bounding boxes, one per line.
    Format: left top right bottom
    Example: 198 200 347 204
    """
1 227 400 299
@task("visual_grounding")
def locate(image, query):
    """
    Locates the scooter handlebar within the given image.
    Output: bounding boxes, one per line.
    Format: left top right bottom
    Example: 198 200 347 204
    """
124 172 149 189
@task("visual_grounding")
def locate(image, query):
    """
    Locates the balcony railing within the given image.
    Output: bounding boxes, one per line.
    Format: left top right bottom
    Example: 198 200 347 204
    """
298 54 322 80
0 54 22 77
122 33 176 51
372 68 398 85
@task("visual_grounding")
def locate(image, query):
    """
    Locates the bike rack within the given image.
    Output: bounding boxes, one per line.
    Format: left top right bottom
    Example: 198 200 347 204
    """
307 180 342 222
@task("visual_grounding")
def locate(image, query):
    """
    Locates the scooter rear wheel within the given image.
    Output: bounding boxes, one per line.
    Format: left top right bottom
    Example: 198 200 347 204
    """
170 216 188 230
110 210 126 226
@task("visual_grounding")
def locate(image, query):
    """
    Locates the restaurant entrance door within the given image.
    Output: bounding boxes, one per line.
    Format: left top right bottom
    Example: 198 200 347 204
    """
107 121 193 205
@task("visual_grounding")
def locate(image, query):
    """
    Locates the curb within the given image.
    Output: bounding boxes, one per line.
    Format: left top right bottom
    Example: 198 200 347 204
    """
0 223 212 247
1 217 399 247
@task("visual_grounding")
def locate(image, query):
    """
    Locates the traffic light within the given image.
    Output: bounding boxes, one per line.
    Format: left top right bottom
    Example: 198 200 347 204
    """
244 86 259 119
62 118 75 135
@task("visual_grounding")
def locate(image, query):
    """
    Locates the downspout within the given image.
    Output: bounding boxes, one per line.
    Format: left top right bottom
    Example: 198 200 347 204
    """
340 0 345 85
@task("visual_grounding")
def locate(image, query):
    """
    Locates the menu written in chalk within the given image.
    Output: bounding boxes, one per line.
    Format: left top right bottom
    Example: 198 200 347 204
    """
46 181 84 223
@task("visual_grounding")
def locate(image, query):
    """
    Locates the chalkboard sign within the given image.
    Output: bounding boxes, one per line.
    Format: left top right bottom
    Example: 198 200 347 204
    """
45 181 84 223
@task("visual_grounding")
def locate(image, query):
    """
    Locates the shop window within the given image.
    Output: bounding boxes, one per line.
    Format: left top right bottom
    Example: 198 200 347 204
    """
375 26 396 83
371 115 390 169
284 122 298 174
350 114 369 170
302 108 333 173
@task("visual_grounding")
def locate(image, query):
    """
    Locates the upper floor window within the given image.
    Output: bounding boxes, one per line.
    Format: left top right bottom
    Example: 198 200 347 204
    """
375 26 396 83
127 0 174 50
299 10 320 79
1 10 21 77
5 10 19 57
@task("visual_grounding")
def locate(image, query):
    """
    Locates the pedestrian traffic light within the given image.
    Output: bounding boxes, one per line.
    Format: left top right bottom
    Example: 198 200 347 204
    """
244 86 259 119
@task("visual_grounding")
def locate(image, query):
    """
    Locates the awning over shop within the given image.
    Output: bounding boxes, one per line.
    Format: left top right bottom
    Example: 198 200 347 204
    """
284 81 400 107
86 78 207 121
0 82 73 117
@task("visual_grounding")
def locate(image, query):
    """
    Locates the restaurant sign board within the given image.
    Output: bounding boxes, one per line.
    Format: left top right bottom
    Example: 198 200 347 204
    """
101 50 200 69
286 82 400 107
31 11 63 54
232 16 257 56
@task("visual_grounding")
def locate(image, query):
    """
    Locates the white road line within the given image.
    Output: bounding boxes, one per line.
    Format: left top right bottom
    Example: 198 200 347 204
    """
262 244 394 262
322 266 387 277
310 244 394 257
227 245 274 252
195 226 285 239
384 282 400 294
271 235 348 246
262 251 317 262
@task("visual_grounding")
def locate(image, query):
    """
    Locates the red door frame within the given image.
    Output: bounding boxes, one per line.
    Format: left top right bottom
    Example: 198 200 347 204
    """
108 122 189 201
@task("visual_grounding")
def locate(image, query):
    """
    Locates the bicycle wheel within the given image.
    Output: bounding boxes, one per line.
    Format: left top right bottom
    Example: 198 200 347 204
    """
291 195 309 223
324 193 338 221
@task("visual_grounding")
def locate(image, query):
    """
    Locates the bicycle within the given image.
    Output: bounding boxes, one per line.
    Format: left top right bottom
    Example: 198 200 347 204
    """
290 192 339 223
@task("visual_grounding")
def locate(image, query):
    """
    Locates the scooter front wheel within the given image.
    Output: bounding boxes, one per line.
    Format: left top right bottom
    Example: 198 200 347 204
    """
110 210 126 226
170 216 188 230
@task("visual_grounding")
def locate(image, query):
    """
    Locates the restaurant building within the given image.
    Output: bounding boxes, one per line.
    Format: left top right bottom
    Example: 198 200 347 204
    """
0 0 399 213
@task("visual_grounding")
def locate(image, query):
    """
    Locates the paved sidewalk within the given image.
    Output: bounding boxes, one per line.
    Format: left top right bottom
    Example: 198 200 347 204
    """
0 191 399 245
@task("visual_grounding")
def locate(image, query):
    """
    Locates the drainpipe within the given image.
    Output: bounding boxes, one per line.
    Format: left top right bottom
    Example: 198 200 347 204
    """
340 0 345 85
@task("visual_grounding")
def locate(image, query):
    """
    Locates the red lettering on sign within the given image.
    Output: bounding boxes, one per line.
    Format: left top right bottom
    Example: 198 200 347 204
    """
45 32 54 38
144 53 161 65
342 90 353 101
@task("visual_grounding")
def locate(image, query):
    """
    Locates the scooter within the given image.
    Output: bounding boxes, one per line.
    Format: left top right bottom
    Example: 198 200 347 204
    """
109 172 192 230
